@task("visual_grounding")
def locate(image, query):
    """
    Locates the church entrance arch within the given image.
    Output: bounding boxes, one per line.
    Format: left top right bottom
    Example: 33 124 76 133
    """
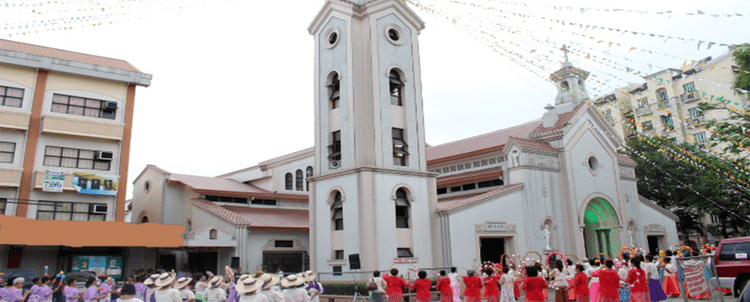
582 198 620 259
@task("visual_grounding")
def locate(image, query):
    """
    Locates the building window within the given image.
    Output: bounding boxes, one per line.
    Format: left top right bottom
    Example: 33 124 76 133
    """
51 94 117 120
462 183 476 191
478 179 503 188
0 198 6 215
306 166 313 191
285 173 293 190
397 248 413 258
436 188 448 195
710 214 720 225
683 82 696 93
392 128 408 166
661 114 674 130
0 141 16 163
693 132 708 144
35 201 107 221
641 121 654 131
604 109 613 120
328 72 340 109
561 81 569 92
250 198 277 205
331 192 343 231
656 88 669 101
395 188 410 229
295 169 303 191
209 229 218 240
328 131 341 161
275 240 294 248
0 86 24 108
389 70 403 106
206 195 248 204
688 108 702 118
43 146 111 171
334 250 344 260
637 97 649 108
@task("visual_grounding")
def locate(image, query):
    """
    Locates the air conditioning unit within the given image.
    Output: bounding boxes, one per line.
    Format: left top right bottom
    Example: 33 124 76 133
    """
92 204 108 214
329 160 340 169
96 151 114 161
102 101 118 109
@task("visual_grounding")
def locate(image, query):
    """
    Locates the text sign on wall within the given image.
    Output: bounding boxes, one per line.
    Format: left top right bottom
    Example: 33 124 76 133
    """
42 171 65 193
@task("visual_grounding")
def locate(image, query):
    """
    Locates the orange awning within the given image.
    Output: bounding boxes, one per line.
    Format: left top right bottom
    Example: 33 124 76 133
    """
0 216 184 248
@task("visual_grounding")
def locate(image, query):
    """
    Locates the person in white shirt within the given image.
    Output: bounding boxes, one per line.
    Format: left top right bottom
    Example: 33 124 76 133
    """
173 277 195 302
235 277 266 302
280 275 308 302
302 271 322 302
447 267 461 302
367 271 388 302
644 254 667 302
194 276 209 294
153 273 181 302
144 275 160 302
204 277 227 302
117 284 144 302
257 274 283 302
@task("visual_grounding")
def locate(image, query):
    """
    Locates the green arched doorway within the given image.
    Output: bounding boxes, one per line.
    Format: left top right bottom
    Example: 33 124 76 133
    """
583 198 620 259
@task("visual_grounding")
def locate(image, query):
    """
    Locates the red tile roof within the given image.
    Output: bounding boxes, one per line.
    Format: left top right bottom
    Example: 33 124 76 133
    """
532 102 586 134
507 137 557 152
437 184 524 212
224 206 309 231
0 38 141 72
189 198 251 225
617 154 637 165
426 120 542 164
167 171 308 201
436 166 503 187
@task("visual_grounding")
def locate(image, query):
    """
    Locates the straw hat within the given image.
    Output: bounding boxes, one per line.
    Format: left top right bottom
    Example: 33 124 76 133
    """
235 277 263 294
303 271 316 282
209 275 224 287
154 273 175 287
144 274 160 286
257 274 280 290
280 274 305 288
174 277 192 290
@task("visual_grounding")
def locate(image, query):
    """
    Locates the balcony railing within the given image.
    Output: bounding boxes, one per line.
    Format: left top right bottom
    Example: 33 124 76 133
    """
41 115 124 141
657 99 671 109
635 106 652 116
686 116 706 128
0 109 31 130
681 91 701 103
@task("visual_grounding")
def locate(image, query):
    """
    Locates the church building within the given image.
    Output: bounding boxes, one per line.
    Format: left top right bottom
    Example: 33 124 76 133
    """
130 0 678 279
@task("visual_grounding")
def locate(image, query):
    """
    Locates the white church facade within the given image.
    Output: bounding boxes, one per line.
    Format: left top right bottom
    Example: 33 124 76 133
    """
130 0 678 279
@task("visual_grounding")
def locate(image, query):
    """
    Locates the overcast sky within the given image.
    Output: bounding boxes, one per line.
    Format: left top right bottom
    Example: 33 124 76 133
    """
1 0 748 198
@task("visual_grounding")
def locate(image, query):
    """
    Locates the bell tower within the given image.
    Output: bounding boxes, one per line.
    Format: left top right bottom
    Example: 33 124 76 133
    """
550 45 591 106
307 0 439 279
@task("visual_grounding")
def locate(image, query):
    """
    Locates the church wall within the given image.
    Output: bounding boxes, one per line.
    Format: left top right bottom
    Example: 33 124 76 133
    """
245 230 310 272
272 157 315 193
161 183 194 226
310 173 359 278
446 190 525 270
635 200 679 248
131 168 166 223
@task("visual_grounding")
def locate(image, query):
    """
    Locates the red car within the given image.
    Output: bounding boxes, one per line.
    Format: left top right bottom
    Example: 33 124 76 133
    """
715 236 750 297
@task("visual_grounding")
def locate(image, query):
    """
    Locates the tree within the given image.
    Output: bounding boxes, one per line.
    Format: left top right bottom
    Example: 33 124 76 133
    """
625 136 750 240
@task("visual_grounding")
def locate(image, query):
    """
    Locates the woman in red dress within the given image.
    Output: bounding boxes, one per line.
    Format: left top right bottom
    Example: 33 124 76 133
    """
383 268 408 302
521 266 548 302
567 265 590 302
482 268 501 302
626 258 649 302
662 257 680 297
411 271 433 302
463 270 483 302
592 260 620 302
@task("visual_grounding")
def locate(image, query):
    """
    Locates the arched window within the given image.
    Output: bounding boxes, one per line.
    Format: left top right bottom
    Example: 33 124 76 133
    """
561 81 569 92
328 72 340 109
578 80 585 91
209 229 218 240
295 169 303 191
656 88 668 102
331 192 343 231
285 173 293 190
395 188 409 228
306 166 313 191
140 216 149 223
389 70 403 106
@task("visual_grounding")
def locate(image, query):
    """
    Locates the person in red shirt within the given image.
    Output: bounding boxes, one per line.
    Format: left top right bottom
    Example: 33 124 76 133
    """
462 270 483 302
383 268 408 302
626 258 649 302
567 265 589 302
482 268 501 302
435 270 452 302
592 260 621 302
411 271 433 302
521 266 547 302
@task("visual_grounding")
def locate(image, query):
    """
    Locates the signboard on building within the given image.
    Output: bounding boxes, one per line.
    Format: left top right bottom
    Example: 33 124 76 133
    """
42 171 65 192
72 173 118 196
71 256 122 279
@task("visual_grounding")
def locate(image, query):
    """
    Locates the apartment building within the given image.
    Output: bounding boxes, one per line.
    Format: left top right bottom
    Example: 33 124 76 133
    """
594 50 748 151
0 39 182 278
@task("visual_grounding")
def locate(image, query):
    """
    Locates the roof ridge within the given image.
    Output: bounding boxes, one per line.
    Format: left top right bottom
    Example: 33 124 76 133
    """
427 119 542 149
0 38 137 69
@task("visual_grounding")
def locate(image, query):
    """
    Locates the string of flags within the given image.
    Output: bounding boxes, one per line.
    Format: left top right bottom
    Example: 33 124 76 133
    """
476 0 749 18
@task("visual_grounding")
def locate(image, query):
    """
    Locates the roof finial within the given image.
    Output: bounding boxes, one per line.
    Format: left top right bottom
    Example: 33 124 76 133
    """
561 44 571 66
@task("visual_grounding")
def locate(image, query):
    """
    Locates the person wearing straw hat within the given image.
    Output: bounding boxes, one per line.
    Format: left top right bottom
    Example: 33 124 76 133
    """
173 277 195 302
302 272 322 302
204 276 226 302
116 284 143 302
279 275 308 302
235 278 266 302
153 273 180 302
257 274 282 302
144 275 160 302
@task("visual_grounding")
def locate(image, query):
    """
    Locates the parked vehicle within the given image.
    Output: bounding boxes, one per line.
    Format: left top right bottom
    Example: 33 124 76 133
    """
715 236 750 297
740 280 750 302
0 268 38 289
